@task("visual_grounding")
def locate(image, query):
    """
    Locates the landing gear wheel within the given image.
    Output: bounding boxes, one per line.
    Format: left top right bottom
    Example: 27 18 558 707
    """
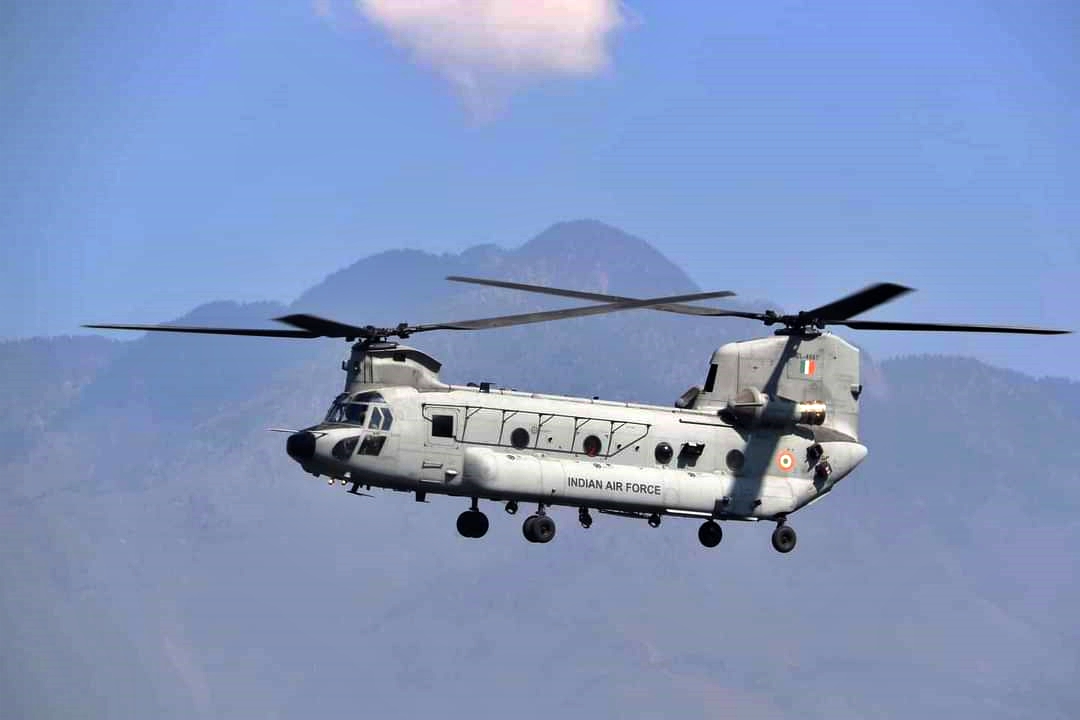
471 511 489 538
523 514 556 543
771 524 797 553
648 513 662 528
698 520 723 548
534 515 556 543
457 510 489 539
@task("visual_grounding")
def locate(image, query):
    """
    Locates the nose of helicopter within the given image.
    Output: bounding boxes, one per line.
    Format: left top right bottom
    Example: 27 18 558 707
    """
286 431 317 461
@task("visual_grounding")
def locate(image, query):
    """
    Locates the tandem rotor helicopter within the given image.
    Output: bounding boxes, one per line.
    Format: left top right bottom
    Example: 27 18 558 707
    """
88 277 1069 553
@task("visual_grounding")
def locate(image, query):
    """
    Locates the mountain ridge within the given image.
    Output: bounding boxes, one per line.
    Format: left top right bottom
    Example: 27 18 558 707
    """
4 220 1078 719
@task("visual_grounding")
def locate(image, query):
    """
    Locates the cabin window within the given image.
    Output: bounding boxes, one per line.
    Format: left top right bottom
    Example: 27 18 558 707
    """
726 449 745 471
431 414 454 438
510 427 530 449
655 442 673 464
583 435 602 457
704 364 718 393
681 442 705 458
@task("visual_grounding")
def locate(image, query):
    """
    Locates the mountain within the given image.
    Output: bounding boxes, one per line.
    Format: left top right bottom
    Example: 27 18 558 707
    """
0 335 119 456
2 221 1078 719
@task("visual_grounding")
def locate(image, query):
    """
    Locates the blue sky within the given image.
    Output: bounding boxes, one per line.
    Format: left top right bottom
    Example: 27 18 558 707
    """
5 0 1078 378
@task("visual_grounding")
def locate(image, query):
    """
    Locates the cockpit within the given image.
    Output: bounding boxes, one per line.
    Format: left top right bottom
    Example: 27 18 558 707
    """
325 391 394 431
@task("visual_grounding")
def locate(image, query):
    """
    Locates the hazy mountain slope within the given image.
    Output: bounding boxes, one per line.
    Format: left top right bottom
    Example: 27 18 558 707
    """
75 300 315 428
0 335 118 456
3 222 1077 720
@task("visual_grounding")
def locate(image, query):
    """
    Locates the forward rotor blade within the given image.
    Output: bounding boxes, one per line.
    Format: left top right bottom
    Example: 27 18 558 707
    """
808 283 914 321
447 275 737 316
416 290 740 332
83 323 318 338
839 320 1070 334
274 314 375 338
689 308 771 321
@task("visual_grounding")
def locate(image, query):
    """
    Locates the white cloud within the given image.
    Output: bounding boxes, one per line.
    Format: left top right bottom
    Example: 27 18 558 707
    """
355 0 625 112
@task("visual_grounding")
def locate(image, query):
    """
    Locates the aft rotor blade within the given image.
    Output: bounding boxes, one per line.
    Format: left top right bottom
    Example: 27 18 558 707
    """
808 283 914 321
447 275 737 316
416 290 740 332
83 323 318 338
839 319 1070 334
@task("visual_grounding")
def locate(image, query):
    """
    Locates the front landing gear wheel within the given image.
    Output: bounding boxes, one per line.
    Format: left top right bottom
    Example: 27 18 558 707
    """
522 514 556 543
456 510 489 539
698 520 723 548
771 524 797 553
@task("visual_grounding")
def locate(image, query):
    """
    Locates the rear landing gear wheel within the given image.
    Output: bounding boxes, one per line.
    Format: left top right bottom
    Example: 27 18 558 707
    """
523 514 556 543
456 510 489 539
771 524 797 553
698 520 723 548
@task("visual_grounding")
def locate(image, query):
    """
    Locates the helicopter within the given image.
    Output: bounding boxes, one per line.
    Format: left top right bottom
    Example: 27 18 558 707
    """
86 277 1069 553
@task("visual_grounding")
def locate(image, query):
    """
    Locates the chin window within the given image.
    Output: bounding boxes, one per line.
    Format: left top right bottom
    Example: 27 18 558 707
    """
331 436 360 460
359 435 386 456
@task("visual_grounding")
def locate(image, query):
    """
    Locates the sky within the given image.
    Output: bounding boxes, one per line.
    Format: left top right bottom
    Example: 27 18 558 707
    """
4 0 1079 379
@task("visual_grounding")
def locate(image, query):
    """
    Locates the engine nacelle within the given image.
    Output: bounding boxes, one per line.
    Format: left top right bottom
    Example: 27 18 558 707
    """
721 386 827 429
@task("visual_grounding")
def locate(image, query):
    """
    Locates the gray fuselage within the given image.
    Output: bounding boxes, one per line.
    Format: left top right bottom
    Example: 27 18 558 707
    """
289 382 867 522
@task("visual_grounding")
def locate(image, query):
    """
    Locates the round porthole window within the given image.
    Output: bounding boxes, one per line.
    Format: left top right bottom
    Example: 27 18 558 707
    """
654 442 673 464
726 449 745 472
583 435 602 457
510 427 530 449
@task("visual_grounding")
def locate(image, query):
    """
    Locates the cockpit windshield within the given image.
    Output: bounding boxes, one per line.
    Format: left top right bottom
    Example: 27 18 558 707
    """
324 392 392 429
325 394 348 423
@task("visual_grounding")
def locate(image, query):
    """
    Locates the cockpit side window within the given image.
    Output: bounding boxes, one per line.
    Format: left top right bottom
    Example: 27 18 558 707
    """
381 408 393 431
369 407 383 429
